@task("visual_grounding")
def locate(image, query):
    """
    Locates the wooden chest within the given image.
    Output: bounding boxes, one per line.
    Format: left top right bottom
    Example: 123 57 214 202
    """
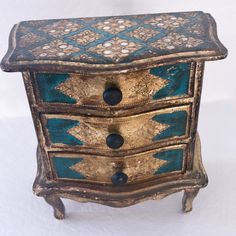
1 11 227 219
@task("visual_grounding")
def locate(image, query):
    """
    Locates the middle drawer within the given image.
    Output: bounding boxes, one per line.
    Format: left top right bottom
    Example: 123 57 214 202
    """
41 104 191 152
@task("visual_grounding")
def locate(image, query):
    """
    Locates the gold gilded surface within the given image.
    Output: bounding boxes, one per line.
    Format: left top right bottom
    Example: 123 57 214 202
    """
43 105 190 150
34 134 207 210
3 11 224 218
151 33 203 50
50 144 186 183
2 12 227 74
89 37 142 62
67 116 169 149
69 155 167 183
31 39 81 58
92 18 137 34
144 14 189 30
55 69 168 107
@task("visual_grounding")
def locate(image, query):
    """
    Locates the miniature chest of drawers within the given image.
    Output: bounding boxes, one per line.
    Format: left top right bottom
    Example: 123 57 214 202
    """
1 11 227 219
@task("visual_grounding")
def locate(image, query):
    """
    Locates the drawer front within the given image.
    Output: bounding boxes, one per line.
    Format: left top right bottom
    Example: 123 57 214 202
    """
49 144 187 184
41 105 190 151
35 63 193 109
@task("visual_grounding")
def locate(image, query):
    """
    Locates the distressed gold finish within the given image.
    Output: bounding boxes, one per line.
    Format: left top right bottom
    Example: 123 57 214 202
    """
89 37 142 62
31 39 81 59
92 18 137 34
128 27 160 41
67 114 169 150
23 61 205 219
34 133 207 215
69 154 167 183
55 69 168 107
182 188 200 212
1 12 227 219
42 105 190 151
1 12 227 73
144 14 189 30
151 33 203 50
51 145 185 183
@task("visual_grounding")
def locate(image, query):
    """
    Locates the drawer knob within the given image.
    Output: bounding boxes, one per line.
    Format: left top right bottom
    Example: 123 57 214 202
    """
106 133 124 149
103 87 122 106
111 171 128 185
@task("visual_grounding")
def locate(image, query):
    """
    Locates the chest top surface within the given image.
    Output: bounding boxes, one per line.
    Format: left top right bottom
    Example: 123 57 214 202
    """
1 11 227 73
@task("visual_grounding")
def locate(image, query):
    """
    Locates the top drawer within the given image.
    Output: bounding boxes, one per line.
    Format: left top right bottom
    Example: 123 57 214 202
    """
34 62 194 111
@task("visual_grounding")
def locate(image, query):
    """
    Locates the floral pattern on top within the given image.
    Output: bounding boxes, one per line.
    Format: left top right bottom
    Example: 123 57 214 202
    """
7 11 221 64
31 39 80 58
19 32 44 47
70 30 102 46
89 37 142 62
151 33 203 50
92 18 137 34
128 27 160 41
144 14 188 30
39 20 83 37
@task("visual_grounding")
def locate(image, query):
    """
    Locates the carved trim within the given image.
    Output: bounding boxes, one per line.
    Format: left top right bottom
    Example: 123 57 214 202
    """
33 133 208 209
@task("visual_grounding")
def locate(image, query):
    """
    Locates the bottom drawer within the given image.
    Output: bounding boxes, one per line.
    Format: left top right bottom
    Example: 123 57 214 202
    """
49 144 187 185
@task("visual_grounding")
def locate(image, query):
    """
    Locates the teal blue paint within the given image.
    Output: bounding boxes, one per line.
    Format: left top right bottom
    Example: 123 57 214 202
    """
152 111 187 141
151 63 191 100
11 12 214 65
154 149 184 175
36 73 76 104
47 118 83 146
53 157 85 179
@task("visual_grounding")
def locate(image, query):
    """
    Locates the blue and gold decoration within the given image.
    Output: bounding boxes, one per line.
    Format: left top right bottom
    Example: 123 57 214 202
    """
51 146 185 182
36 62 191 105
44 105 189 149
52 157 85 180
0 10 227 217
152 110 188 141
10 12 217 65
151 63 191 100
154 149 184 174
46 118 83 146
36 73 75 103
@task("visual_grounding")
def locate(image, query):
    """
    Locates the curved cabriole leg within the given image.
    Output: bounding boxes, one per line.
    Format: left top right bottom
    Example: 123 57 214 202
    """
182 188 200 213
44 194 65 219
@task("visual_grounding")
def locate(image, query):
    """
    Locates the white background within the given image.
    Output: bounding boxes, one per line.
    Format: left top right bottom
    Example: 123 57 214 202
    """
0 1 235 236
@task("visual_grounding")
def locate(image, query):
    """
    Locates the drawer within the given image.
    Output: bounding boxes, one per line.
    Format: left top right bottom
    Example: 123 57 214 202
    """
34 63 194 110
41 105 190 151
49 144 187 184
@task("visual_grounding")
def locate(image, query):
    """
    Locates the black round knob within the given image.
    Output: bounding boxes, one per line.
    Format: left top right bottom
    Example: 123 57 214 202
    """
103 87 122 106
111 172 128 185
106 133 124 149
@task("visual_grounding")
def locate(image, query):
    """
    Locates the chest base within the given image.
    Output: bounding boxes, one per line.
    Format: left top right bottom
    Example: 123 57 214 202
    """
33 133 207 219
